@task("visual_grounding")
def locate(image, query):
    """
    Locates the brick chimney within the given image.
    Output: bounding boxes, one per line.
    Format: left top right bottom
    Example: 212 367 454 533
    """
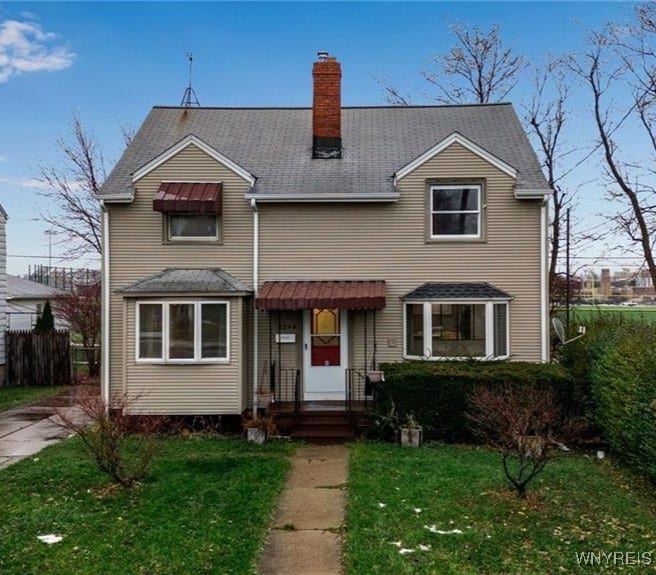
313 52 342 159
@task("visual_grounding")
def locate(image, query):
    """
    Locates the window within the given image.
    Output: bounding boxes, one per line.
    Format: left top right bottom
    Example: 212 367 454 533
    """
404 301 508 359
168 214 219 241
137 301 228 362
430 184 481 238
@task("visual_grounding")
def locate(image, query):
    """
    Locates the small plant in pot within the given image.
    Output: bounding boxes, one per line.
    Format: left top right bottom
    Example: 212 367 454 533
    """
399 413 423 447
243 414 277 444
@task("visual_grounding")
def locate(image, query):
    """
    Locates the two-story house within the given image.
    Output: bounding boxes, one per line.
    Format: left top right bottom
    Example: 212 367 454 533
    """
98 54 551 420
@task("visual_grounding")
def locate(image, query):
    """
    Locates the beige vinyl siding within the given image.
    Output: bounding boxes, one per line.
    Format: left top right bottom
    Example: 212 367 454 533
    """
107 144 253 407
258 142 542 365
123 297 244 414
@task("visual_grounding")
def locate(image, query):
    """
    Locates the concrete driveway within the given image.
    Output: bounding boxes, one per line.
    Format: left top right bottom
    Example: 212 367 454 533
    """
0 387 96 469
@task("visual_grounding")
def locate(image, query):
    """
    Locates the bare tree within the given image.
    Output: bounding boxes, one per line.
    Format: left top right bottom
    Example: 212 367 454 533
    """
525 62 575 301
38 114 106 259
381 23 525 105
38 115 135 260
570 10 656 289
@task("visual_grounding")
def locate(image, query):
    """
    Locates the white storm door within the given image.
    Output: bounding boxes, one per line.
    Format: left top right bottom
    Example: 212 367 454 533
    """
303 308 348 400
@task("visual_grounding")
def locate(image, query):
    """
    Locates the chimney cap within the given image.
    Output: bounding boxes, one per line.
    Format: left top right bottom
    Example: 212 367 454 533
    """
317 51 329 62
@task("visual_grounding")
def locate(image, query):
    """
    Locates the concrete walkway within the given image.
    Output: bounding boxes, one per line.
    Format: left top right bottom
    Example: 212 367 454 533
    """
258 445 348 575
0 387 93 469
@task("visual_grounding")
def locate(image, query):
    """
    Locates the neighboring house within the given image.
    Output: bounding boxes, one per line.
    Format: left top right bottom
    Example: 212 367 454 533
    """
0 204 6 383
98 54 552 416
6 275 68 331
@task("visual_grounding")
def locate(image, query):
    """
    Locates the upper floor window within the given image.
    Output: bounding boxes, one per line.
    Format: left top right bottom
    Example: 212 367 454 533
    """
168 214 219 241
430 184 481 239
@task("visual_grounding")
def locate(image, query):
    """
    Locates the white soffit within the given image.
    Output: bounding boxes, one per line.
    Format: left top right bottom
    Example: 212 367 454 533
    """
131 134 256 186
394 131 518 183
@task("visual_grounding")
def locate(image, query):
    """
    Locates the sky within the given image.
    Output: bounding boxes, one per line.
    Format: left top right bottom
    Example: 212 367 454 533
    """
0 1 644 276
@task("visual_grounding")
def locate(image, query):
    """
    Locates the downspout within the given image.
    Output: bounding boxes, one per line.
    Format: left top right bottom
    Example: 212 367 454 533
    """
540 198 549 362
101 202 110 406
251 198 259 412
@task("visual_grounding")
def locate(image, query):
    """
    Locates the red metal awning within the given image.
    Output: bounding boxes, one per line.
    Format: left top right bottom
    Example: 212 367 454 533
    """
153 182 222 214
256 280 386 310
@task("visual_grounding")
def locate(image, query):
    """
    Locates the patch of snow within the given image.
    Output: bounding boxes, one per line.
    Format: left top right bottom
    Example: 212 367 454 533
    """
37 534 63 544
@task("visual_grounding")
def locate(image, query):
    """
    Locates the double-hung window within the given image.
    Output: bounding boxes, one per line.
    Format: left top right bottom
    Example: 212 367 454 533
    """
430 184 481 239
137 301 229 362
404 300 508 360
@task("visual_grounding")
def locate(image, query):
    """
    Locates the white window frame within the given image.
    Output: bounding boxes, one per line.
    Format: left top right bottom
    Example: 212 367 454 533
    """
167 213 220 242
403 300 509 360
430 184 482 239
136 300 230 364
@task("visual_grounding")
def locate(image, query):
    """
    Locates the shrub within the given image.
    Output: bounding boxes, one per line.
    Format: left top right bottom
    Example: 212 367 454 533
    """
54 390 159 487
467 383 574 498
590 327 656 483
374 361 574 442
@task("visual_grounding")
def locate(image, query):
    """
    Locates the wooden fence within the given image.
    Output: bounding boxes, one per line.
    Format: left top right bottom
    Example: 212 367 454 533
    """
5 330 71 386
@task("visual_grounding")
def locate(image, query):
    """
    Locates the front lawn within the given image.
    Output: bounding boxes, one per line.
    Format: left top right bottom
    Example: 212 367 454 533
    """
0 385 70 412
346 443 656 574
0 437 294 574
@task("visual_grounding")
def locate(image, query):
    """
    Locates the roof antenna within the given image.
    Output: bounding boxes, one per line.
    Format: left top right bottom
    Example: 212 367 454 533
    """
180 52 200 108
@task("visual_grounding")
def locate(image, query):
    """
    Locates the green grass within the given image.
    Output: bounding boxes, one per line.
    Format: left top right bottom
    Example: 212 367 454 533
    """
0 437 295 575
0 385 70 412
571 305 656 323
346 443 656 574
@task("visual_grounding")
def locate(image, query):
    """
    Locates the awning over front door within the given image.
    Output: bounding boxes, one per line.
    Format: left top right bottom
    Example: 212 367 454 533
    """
256 280 386 310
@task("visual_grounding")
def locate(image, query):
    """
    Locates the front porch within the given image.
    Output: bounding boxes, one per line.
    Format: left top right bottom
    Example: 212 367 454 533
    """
255 280 386 441
259 368 376 442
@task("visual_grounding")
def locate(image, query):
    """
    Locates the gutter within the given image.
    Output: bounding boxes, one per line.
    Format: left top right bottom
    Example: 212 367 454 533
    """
251 198 259 413
101 202 110 407
244 192 399 203
540 199 549 362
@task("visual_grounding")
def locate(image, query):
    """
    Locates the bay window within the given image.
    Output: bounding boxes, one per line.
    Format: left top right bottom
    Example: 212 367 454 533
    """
137 301 228 362
404 300 509 359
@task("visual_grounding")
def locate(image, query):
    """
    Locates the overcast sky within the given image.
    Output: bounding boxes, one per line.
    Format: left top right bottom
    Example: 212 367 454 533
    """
0 2 642 275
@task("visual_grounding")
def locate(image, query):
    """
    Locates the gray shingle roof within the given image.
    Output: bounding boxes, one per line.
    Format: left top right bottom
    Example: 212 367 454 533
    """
7 275 68 299
99 104 549 200
402 282 512 300
120 268 252 294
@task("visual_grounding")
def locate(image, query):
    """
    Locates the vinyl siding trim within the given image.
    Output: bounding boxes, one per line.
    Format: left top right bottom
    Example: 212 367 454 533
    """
132 135 256 186
395 132 518 183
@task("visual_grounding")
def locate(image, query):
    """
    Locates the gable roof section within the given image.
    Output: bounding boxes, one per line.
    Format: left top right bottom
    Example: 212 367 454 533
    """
394 132 518 183
131 134 255 188
119 268 252 295
99 104 550 201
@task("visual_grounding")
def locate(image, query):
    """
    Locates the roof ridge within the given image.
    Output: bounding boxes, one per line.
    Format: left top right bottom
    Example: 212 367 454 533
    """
151 103 513 111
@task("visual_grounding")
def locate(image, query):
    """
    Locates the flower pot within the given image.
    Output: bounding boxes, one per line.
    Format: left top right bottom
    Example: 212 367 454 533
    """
247 427 267 444
399 426 423 447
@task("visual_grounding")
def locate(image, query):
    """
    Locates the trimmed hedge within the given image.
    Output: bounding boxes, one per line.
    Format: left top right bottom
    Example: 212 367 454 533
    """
374 361 574 442
589 324 656 483
557 312 656 484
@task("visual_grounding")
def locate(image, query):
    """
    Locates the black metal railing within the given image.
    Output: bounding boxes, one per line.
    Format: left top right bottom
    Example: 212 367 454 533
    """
345 368 374 412
266 362 301 411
